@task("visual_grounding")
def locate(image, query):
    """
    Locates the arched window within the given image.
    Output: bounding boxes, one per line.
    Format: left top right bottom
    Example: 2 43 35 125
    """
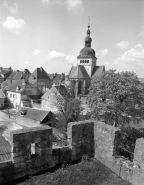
87 60 89 63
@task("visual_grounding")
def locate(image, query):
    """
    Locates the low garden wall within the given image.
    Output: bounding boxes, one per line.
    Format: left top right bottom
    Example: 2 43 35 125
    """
0 120 144 185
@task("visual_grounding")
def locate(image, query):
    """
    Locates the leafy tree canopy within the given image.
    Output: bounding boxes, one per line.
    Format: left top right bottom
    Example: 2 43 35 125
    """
88 69 144 127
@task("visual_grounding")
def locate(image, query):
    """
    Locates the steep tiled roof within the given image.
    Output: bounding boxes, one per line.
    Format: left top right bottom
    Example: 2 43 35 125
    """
70 65 90 79
53 73 65 84
91 66 105 78
7 71 18 80
29 67 51 81
7 80 38 93
16 107 52 121
68 66 77 78
48 74 54 80
13 71 23 80
42 85 71 100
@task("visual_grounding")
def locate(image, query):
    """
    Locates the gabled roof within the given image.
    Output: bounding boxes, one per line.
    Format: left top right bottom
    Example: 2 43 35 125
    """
13 71 23 80
29 67 51 81
7 70 18 80
70 65 90 79
0 89 6 98
68 66 77 78
7 80 38 93
48 74 54 80
53 73 65 84
16 107 52 121
42 85 71 100
91 65 105 78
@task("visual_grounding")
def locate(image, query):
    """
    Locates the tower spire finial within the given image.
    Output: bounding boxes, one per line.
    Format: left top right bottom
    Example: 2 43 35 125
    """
88 16 90 29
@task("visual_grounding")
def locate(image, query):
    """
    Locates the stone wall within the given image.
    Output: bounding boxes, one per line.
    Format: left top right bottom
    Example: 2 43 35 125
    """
0 120 144 185
67 120 94 161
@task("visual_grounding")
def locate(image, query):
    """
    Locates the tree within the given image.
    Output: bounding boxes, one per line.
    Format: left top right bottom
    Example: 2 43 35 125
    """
52 86 80 131
88 69 144 127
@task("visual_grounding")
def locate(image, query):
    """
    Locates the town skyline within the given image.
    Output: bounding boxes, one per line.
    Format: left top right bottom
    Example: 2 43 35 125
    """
0 0 144 76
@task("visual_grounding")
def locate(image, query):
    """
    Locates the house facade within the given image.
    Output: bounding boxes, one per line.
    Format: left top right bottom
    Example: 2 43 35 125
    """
29 67 52 94
7 81 41 108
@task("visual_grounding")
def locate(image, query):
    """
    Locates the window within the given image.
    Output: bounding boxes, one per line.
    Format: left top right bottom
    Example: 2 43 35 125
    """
31 143 36 157
87 60 89 63
10 94 12 98
13 94 15 98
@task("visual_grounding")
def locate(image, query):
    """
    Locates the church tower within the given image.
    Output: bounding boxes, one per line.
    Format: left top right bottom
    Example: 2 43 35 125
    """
77 24 97 77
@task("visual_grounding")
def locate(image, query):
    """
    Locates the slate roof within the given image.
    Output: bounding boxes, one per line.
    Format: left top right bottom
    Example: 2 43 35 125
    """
42 85 71 100
7 70 18 80
7 80 38 93
53 73 65 84
69 65 90 79
29 67 51 81
91 65 105 78
0 89 6 98
68 66 77 77
16 107 52 121
48 74 54 80
13 71 23 80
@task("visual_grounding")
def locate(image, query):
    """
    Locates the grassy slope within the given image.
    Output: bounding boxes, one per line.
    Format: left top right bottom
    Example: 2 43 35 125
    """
17 159 131 185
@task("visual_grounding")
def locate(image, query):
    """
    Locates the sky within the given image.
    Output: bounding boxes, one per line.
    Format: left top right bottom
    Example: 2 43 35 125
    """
0 0 144 77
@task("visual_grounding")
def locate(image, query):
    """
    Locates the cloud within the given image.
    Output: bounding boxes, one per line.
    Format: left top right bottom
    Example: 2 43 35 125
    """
44 50 77 73
3 1 18 15
66 0 83 11
33 49 41 55
138 31 144 37
41 0 50 4
116 41 129 49
104 44 144 77
46 50 77 64
2 16 25 34
114 44 144 65
100 49 108 57
40 0 84 12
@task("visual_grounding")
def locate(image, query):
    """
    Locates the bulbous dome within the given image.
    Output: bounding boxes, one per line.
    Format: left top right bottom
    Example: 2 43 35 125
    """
80 47 95 57
84 36 92 42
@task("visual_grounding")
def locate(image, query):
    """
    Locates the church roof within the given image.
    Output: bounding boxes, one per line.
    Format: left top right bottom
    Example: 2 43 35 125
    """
91 66 105 78
69 65 90 79
78 47 96 59
68 66 77 78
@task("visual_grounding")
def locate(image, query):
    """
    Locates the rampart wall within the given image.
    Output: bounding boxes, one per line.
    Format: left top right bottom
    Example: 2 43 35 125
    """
0 120 144 185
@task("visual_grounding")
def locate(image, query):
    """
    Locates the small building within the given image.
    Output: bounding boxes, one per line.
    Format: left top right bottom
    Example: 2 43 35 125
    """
6 80 41 108
41 85 71 111
16 107 54 127
0 89 6 109
29 67 52 94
